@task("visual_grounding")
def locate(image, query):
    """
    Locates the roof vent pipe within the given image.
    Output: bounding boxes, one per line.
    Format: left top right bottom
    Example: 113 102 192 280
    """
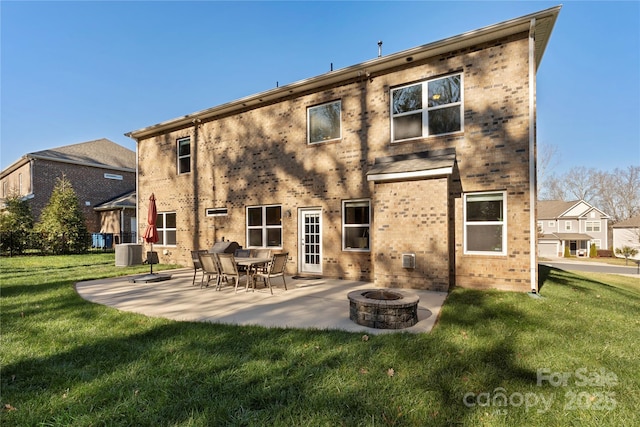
378 40 383 57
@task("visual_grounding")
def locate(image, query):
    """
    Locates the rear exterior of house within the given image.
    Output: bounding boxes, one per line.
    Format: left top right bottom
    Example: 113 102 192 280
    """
128 7 560 292
537 200 610 258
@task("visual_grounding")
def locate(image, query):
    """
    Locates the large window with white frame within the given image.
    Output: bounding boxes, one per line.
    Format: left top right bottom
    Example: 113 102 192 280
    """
343 200 370 251
391 73 462 142
156 212 177 246
464 192 506 255
177 137 191 174
308 100 342 144
585 221 601 232
247 205 282 248
592 239 601 249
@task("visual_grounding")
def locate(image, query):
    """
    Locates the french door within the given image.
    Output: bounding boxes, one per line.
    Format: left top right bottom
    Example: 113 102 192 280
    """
299 208 322 274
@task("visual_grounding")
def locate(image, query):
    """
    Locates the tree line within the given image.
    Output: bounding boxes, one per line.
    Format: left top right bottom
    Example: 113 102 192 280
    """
0 176 88 255
538 144 640 223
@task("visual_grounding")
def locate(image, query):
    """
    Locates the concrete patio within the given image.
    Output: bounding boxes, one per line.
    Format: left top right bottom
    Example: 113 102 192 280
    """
75 268 448 335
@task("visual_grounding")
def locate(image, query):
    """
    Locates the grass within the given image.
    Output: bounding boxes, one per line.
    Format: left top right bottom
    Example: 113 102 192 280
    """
1 254 639 426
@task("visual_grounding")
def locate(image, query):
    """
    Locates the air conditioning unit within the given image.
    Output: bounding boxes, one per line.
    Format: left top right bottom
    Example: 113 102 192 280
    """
402 253 416 269
115 244 143 266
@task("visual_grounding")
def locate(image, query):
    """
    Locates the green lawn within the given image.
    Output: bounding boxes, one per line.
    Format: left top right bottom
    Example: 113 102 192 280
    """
1 254 638 426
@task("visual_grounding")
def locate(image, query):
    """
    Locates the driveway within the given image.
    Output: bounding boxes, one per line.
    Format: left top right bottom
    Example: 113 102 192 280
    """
541 259 640 276
75 268 449 335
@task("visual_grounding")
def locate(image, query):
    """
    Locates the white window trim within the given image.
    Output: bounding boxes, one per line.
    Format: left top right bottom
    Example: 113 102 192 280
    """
157 212 177 247
565 221 572 231
342 199 371 252
592 239 601 249
585 220 601 232
307 100 342 144
177 137 191 175
246 205 283 249
390 73 463 143
463 191 507 256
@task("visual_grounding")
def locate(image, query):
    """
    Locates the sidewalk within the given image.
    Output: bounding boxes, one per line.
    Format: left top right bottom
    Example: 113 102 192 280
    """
75 268 448 335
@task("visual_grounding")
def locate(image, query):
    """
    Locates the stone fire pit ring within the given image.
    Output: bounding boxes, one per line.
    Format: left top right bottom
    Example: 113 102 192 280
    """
348 288 420 329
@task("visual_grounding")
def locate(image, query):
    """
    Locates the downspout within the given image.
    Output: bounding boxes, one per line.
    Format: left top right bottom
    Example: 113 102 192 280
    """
528 18 538 292
125 132 140 244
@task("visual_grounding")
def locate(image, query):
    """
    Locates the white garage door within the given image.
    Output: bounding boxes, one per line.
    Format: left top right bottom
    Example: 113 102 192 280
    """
539 241 558 258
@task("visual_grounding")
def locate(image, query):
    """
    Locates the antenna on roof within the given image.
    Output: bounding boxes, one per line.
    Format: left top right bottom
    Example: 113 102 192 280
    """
378 40 383 57
330 62 333 71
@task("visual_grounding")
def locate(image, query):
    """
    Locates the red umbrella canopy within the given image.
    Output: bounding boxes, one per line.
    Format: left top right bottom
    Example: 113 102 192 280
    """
143 193 159 244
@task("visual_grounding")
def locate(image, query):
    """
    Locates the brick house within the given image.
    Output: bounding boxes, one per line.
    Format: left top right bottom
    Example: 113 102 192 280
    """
0 139 136 239
537 200 610 258
127 7 561 292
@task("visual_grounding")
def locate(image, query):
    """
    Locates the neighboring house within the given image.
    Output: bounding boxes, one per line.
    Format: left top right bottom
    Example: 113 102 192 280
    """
126 7 561 292
93 190 138 244
537 200 610 258
0 139 136 239
612 216 640 260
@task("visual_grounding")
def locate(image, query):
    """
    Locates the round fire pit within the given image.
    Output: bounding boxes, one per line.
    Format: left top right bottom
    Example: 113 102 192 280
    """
348 289 419 329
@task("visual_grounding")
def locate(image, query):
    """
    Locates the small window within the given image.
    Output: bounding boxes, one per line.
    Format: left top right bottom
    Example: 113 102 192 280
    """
177 137 191 174
206 208 228 217
565 221 572 231
548 221 555 227
592 239 601 249
157 212 177 246
585 221 601 232
247 205 282 248
343 200 370 251
464 192 506 255
391 74 462 142
308 100 341 144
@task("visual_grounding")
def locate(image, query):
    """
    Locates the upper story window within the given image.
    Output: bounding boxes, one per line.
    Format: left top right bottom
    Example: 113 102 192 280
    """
548 221 555 227
308 100 341 144
157 212 177 246
464 192 506 255
565 221 572 231
177 137 191 174
585 221 601 232
343 200 370 251
391 73 462 142
247 205 282 248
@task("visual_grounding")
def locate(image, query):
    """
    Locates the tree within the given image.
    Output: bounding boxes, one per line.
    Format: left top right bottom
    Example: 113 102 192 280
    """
615 246 639 266
34 175 88 254
538 165 640 224
0 192 34 254
537 143 559 198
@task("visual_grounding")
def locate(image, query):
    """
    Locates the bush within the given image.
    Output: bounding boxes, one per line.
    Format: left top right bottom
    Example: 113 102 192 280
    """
589 243 597 258
597 249 614 258
564 246 571 257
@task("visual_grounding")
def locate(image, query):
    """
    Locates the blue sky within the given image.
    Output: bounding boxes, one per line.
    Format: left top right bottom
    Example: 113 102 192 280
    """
1 1 638 174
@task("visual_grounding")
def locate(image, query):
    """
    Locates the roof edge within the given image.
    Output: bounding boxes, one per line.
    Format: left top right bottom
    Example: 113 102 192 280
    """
126 5 562 140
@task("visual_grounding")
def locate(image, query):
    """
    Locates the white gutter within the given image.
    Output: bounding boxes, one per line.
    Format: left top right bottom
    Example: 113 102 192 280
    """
529 18 538 293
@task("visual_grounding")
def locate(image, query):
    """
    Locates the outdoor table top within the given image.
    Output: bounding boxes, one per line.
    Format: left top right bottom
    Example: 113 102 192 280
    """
234 257 271 266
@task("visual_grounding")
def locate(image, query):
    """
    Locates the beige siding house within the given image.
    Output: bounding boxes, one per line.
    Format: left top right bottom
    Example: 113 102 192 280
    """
537 200 610 258
127 7 561 292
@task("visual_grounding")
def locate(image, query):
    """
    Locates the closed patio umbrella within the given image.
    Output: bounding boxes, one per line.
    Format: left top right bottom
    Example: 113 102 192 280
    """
143 193 159 274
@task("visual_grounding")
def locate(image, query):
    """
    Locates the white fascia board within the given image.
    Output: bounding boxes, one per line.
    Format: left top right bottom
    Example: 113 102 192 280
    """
367 166 452 182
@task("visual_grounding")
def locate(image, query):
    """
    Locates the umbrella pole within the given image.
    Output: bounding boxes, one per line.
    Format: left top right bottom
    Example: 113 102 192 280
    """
150 243 154 274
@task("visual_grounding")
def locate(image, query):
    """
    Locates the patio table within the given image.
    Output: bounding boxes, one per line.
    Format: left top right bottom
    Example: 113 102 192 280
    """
234 257 271 291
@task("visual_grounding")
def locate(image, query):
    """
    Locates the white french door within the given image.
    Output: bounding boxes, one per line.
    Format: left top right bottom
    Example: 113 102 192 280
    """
299 208 322 274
